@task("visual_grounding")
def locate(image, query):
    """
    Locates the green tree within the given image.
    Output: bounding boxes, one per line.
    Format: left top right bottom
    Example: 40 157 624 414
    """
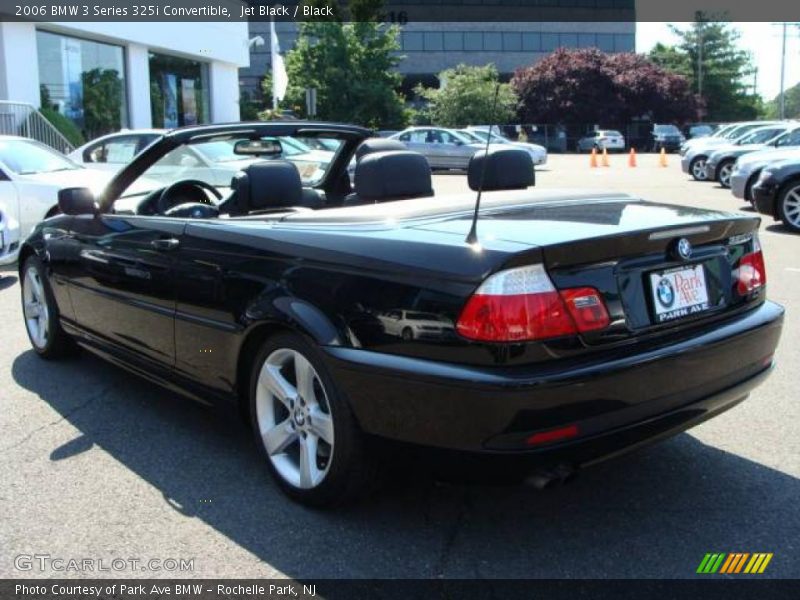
81 68 123 138
649 17 762 121
765 82 800 119
415 64 517 128
280 0 409 128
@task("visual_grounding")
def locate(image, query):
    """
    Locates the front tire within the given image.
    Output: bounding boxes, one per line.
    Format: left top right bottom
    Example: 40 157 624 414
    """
690 156 709 181
249 332 375 507
777 182 800 233
21 255 74 359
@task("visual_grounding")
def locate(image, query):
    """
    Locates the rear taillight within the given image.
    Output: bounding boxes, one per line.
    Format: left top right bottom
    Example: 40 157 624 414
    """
736 235 767 296
456 265 610 342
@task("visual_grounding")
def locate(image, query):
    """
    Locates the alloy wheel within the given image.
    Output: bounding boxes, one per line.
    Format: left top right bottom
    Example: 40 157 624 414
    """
781 186 800 230
23 266 49 350
255 348 334 489
692 158 708 180
719 163 733 188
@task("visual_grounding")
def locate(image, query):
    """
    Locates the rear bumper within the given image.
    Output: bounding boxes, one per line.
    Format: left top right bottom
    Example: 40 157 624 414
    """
323 301 784 461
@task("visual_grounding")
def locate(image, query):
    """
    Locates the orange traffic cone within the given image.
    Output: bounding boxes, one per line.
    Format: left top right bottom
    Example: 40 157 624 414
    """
659 147 668 167
628 148 637 168
601 146 610 167
590 147 598 168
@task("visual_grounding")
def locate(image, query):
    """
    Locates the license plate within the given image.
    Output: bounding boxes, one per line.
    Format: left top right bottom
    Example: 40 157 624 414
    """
649 264 710 323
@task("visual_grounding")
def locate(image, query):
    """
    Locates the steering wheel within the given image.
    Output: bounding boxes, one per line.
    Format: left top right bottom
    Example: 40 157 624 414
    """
157 179 222 214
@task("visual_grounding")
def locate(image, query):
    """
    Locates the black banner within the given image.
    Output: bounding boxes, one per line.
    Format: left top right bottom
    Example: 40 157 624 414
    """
3 580 800 600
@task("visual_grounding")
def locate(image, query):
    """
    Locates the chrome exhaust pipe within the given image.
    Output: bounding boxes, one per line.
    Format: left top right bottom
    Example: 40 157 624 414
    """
524 464 577 490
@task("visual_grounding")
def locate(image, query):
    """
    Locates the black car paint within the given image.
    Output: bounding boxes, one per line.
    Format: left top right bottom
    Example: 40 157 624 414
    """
753 159 800 219
20 121 784 467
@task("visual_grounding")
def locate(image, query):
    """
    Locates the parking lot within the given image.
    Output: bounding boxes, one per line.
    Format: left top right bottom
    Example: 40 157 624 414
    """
1 153 798 580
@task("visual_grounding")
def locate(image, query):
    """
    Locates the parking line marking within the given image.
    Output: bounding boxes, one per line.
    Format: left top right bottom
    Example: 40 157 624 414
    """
786 268 800 273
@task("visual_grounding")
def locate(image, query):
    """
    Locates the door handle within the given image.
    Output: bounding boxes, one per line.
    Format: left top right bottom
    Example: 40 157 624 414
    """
150 238 180 251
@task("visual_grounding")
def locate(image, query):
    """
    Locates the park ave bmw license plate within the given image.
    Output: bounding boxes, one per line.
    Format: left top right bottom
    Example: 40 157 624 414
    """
649 264 710 323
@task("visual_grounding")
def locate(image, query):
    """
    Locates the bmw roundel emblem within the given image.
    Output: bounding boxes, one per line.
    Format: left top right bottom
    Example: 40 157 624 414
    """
656 278 675 308
674 238 693 261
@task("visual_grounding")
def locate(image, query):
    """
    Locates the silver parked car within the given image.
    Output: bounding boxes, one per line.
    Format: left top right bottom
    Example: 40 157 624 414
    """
390 127 483 170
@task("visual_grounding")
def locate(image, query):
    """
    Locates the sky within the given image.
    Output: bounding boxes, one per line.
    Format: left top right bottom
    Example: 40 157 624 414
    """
636 22 800 100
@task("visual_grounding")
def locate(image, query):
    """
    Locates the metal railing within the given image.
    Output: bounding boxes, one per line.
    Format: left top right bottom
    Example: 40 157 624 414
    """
0 101 75 154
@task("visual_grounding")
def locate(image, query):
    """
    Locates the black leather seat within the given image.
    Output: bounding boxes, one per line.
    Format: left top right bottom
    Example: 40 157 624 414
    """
344 150 433 206
221 161 323 216
467 147 535 191
354 138 407 162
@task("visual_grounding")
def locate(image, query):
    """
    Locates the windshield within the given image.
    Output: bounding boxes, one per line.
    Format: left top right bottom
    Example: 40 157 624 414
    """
121 135 342 198
738 128 783 145
0 139 81 175
654 125 680 135
469 129 510 143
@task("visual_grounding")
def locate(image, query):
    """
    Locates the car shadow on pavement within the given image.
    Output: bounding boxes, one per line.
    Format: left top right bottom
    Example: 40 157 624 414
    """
0 275 18 291
11 348 800 580
766 223 797 236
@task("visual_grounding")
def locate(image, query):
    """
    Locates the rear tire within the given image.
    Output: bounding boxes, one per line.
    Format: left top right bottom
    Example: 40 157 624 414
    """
248 332 376 507
777 182 800 233
690 156 709 181
717 159 735 188
21 255 75 359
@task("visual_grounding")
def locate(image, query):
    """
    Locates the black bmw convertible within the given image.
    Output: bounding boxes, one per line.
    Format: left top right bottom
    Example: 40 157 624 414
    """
19 122 784 506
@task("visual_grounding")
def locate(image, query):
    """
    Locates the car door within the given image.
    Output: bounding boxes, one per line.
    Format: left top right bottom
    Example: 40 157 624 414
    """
397 130 435 166
80 134 147 172
440 130 475 169
65 212 183 366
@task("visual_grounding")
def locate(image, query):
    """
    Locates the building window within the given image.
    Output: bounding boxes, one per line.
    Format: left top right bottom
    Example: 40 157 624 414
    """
578 33 596 48
149 53 210 128
464 32 483 51
36 30 128 140
484 32 502 52
402 32 423 51
424 32 444 51
541 33 559 52
559 33 578 48
503 32 522 52
444 32 463 51
522 32 541 52
614 34 635 52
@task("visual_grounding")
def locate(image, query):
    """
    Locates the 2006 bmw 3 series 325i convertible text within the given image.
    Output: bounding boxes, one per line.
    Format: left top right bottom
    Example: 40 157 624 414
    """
19 122 784 507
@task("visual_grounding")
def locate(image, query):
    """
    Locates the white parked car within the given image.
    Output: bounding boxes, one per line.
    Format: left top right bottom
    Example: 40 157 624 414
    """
69 129 335 182
464 126 548 165
0 201 20 266
0 136 113 246
67 129 164 172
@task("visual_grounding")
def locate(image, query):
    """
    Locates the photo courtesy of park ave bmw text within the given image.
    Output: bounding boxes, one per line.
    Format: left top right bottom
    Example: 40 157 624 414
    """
0 0 798 597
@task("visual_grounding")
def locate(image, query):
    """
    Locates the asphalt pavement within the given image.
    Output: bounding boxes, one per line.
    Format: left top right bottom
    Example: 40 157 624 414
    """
1 154 798 579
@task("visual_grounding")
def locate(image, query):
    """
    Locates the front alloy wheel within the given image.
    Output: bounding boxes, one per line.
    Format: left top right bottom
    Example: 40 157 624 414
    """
778 183 800 233
249 333 375 506
21 255 74 359
718 160 734 188
690 157 709 181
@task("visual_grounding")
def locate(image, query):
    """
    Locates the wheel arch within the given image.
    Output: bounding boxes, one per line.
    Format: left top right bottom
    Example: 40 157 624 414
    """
233 298 348 420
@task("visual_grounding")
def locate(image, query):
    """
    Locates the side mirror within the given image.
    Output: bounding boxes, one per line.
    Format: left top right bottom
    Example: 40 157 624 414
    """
58 188 97 216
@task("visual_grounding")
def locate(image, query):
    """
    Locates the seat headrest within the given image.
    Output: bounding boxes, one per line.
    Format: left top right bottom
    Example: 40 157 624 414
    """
354 151 433 202
355 138 407 162
233 160 303 210
467 147 535 192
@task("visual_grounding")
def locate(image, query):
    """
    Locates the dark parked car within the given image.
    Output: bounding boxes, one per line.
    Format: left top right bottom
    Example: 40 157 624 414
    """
651 124 686 152
752 157 800 232
19 121 784 507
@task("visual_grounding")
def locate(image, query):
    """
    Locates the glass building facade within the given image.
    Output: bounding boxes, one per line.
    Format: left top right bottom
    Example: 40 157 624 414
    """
36 30 128 139
149 53 210 128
